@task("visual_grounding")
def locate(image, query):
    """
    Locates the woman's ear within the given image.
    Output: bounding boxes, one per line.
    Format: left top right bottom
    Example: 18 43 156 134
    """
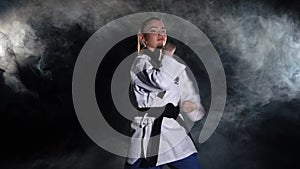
138 34 146 47
138 34 144 41
137 34 146 55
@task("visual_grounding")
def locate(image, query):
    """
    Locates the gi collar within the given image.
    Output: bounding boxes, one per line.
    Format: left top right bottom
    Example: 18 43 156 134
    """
143 48 161 68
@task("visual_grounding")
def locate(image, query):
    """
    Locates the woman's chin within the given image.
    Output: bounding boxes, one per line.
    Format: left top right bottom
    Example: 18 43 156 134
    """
157 43 164 49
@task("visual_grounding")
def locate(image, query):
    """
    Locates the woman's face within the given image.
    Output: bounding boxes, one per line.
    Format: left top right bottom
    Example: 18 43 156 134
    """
141 19 167 50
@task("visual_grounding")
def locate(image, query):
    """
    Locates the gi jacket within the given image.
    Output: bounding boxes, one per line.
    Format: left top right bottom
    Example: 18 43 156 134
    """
127 50 204 166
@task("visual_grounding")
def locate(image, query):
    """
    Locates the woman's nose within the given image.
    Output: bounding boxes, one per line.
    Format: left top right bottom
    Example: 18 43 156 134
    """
158 33 166 38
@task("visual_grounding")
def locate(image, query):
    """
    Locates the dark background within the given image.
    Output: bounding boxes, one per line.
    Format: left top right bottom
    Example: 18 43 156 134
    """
0 0 299 169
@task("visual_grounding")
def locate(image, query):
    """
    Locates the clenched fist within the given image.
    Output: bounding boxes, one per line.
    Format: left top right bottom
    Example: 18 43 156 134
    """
163 43 176 57
182 100 197 113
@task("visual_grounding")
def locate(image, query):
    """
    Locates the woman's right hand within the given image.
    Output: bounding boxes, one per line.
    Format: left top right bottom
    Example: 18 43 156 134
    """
163 43 176 57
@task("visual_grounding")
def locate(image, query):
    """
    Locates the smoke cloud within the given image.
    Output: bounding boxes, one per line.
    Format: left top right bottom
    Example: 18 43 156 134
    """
0 0 299 169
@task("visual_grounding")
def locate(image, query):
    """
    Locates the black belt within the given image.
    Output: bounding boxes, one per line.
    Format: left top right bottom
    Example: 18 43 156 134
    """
137 103 179 119
138 103 195 168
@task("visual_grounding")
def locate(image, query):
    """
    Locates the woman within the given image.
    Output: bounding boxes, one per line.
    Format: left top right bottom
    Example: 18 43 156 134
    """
125 17 206 169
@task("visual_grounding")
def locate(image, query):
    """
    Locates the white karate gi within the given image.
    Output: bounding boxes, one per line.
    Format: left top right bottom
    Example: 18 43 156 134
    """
127 53 204 166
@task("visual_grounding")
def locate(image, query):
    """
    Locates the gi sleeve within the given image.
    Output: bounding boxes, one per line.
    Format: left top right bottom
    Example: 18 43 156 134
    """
131 54 186 92
179 70 206 122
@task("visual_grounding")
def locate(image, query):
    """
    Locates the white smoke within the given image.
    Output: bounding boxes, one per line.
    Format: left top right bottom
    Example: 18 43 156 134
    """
191 1 300 122
0 10 44 93
0 0 138 93
0 1 299 169
228 15 300 100
0 0 299 118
